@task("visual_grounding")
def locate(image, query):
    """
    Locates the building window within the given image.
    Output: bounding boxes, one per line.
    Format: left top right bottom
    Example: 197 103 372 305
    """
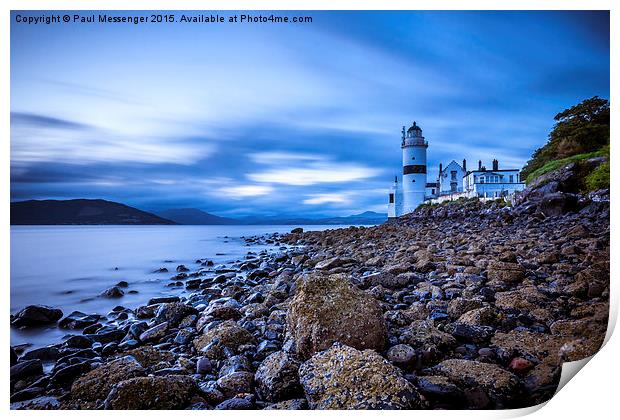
432 188 435 194
480 177 485 184
389 193 394 204
509 175 514 183
451 170 457 181
516 173 520 182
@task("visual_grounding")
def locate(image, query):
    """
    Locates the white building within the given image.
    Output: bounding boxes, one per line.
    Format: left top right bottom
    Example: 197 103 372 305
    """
388 122 526 218
463 159 525 199
437 159 466 194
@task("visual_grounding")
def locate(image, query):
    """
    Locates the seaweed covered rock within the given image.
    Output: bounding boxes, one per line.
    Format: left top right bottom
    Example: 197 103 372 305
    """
431 359 521 408
192 320 255 360
255 351 302 402
71 356 145 402
286 273 387 359
298 343 423 409
104 375 198 409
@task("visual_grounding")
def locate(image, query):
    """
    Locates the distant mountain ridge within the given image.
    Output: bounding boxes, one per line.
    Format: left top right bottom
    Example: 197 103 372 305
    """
10 199 386 225
156 208 387 225
11 199 176 225
156 208 237 225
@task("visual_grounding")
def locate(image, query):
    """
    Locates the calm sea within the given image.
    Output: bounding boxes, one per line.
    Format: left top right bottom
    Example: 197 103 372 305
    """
10 225 346 348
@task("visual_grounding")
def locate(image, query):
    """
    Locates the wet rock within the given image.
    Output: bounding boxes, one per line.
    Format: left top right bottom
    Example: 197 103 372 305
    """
104 375 198 409
447 298 484 319
216 371 254 398
431 359 520 408
155 302 198 327
71 356 145 402
101 286 124 298
314 256 356 270
193 320 256 360
386 344 417 369
58 311 101 329
401 320 457 351
290 227 304 234
49 361 92 387
63 335 94 349
121 345 175 369
21 346 60 361
11 396 61 410
287 273 387 359
215 396 254 410
487 261 526 284
255 351 302 402
458 307 497 326
298 343 423 409
138 322 169 343
148 296 180 305
196 357 212 374
444 323 494 343
508 357 534 374
11 305 63 327
416 376 465 406
11 359 43 381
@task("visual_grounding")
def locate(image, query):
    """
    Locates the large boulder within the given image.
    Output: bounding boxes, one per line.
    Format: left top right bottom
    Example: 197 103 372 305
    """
192 320 255 360
71 356 145 402
104 375 197 409
286 273 387 359
255 351 302 402
298 343 423 409
11 305 63 327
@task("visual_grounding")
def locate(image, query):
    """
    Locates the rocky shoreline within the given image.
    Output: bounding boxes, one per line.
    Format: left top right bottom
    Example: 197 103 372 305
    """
10 183 610 410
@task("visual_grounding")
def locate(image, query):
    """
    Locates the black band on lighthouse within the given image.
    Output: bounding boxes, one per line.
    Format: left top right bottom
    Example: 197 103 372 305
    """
403 165 426 175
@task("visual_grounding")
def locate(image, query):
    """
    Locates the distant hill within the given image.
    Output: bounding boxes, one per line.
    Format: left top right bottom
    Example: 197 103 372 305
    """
11 199 176 225
235 210 387 225
156 208 237 225
155 208 387 225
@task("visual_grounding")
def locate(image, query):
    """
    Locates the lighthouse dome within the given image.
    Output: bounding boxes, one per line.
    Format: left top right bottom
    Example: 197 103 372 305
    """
407 121 423 136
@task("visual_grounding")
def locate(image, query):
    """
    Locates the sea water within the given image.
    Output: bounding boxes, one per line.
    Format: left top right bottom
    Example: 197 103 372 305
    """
10 225 345 348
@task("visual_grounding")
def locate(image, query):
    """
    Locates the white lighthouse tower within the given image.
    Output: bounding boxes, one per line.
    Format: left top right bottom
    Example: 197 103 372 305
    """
401 121 428 213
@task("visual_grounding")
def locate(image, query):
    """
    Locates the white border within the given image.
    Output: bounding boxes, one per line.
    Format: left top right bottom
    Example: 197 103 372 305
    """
2 1 617 419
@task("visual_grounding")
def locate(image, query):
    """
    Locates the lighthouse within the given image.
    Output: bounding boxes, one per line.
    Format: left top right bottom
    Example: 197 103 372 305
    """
401 121 428 213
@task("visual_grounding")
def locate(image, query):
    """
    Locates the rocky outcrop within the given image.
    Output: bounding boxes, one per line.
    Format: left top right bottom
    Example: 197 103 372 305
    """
286 273 387 359
298 343 423 409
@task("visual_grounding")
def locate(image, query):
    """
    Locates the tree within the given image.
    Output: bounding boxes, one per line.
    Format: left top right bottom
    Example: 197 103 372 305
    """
521 96 610 180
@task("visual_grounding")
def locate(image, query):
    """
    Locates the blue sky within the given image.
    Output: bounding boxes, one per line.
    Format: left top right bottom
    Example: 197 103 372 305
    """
10 10 609 217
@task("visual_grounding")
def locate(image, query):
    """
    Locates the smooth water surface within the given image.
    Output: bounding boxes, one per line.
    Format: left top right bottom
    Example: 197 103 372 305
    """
10 225 343 348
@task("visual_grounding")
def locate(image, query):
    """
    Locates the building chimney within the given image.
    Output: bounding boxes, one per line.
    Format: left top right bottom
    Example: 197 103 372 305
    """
462 159 467 172
439 163 443 174
478 160 482 170
492 159 499 171
394 175 398 183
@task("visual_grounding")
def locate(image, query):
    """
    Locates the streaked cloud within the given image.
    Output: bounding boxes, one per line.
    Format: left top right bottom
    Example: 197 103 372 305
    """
216 184 274 198
303 193 352 205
